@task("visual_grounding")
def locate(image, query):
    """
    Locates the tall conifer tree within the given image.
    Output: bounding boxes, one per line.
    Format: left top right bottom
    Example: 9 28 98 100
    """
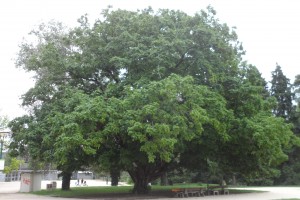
270 64 294 121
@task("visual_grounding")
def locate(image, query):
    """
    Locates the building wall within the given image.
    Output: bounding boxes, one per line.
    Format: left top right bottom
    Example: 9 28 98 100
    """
73 171 94 180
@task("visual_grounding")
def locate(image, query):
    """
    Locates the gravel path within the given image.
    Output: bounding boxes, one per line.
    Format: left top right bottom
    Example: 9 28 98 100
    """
1 181 300 200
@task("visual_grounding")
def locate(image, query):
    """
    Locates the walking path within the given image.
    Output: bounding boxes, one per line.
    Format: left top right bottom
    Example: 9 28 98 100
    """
199 187 300 200
1 181 300 200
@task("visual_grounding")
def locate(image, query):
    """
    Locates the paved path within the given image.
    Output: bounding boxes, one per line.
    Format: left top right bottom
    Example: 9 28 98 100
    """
197 187 300 200
1 181 300 200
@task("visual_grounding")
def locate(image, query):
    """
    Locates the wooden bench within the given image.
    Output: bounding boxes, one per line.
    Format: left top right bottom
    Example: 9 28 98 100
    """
184 188 206 197
171 188 206 198
171 188 184 197
220 186 230 195
207 185 229 195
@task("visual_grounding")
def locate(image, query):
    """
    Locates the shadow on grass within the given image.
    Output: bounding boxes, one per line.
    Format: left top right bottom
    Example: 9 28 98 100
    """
32 185 265 199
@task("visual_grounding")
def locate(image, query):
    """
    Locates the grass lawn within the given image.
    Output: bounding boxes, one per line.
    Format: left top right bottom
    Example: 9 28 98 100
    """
274 199 300 200
32 184 264 199
33 186 134 198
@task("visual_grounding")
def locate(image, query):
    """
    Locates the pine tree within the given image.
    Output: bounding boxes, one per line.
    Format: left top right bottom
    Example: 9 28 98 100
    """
270 64 294 121
272 68 300 185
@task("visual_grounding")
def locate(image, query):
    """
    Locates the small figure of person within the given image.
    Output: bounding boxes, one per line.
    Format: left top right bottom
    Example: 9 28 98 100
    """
81 178 84 185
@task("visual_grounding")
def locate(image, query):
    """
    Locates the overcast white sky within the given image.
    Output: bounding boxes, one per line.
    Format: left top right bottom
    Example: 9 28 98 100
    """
0 0 299 119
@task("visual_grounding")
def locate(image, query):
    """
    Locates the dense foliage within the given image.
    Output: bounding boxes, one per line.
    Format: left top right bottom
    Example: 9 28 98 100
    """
8 6 297 193
270 65 294 120
270 65 300 185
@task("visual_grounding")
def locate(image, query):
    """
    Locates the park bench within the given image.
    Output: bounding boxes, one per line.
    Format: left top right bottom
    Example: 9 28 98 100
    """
184 188 206 197
171 187 206 198
207 185 229 195
171 188 184 197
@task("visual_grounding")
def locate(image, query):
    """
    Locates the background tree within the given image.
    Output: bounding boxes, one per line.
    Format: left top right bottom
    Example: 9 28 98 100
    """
180 63 294 185
274 74 300 185
0 115 8 129
0 115 9 161
4 157 24 174
293 74 300 135
270 64 294 121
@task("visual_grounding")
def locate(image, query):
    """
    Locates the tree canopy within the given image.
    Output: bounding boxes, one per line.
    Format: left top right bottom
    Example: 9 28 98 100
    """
8 6 296 193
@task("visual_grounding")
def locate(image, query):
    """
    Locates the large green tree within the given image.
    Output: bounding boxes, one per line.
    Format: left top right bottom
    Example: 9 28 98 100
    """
55 75 232 193
106 75 231 193
9 6 295 193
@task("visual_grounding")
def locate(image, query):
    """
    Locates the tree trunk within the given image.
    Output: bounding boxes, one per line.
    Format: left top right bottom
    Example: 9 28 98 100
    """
128 168 151 194
61 171 72 190
232 174 237 186
132 178 149 194
128 161 170 194
110 168 120 186
160 172 168 186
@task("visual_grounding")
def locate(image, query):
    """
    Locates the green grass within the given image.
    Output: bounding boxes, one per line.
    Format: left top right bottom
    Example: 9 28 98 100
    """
33 184 205 197
152 183 208 190
273 199 300 200
32 184 264 198
33 186 133 197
